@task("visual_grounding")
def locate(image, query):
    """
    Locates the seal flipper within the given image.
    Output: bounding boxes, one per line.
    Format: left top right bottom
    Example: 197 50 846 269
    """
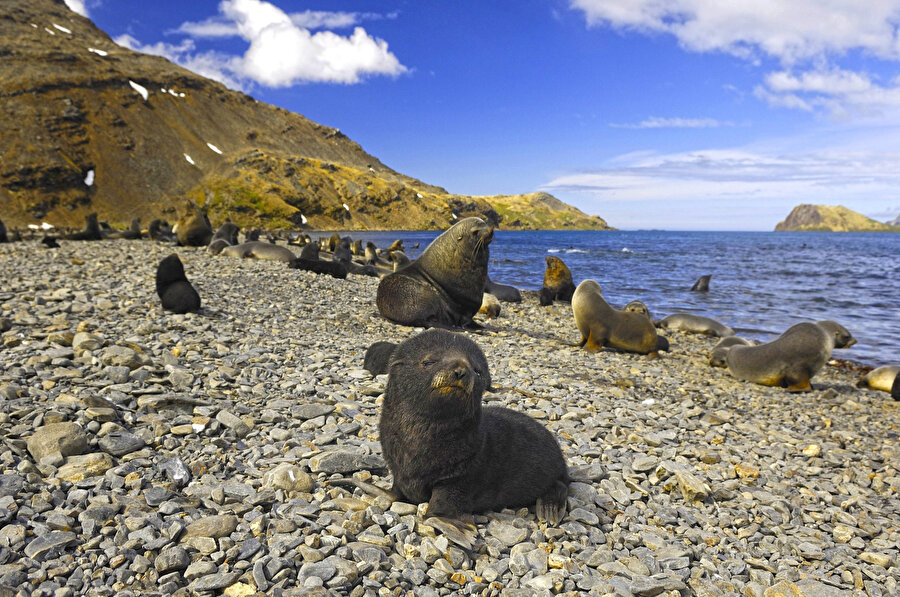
535 480 569 526
326 478 398 501
425 516 478 551
785 376 812 392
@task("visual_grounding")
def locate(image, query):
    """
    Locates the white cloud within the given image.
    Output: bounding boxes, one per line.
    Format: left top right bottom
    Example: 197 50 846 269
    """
63 0 88 17
610 117 731 129
570 1 900 121
115 34 245 90
151 0 406 87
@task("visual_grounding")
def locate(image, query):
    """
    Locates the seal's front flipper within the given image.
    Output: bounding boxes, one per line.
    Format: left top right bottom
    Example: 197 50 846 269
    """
536 480 569 526
425 516 478 550
326 478 398 501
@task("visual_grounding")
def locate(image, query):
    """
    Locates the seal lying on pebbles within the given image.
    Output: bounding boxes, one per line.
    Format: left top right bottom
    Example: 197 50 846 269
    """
484 276 522 303
376 218 493 329
65 213 102 241
155 254 200 314
363 341 398 376
657 313 735 337
691 275 711 291
709 336 753 368
572 280 662 355
815 320 857 349
726 322 832 392
288 257 348 279
856 366 900 393
221 241 296 262
175 202 213 247
540 256 576 305
148 219 174 242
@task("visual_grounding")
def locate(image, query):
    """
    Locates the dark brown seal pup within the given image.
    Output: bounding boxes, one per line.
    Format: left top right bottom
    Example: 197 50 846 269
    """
691 275 711 291
484 276 522 303
41 236 60 249
376 218 493 328
380 330 569 525
155 254 201 314
726 322 832 392
175 202 213 247
657 313 735 337
540 256 576 305
66 213 102 241
288 257 348 279
363 341 398 376
299 242 320 260
149 219 174 242
211 221 239 245
572 280 660 355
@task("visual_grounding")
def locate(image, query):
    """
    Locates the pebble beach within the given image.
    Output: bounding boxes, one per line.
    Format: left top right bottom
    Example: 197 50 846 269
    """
0 239 898 597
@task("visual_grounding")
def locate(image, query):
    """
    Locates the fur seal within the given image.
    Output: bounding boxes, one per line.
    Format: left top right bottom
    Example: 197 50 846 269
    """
657 313 734 337
726 322 832 391
288 257 348 279
299 242 320 260
484 276 522 303
363 341 398 376
175 202 212 246
0 219 7 243
66 213 102 241
206 239 230 255
155 254 201 314
478 293 501 319
815 320 857 349
624 300 650 319
540 256 576 305
41 236 60 249
389 251 410 271
856 366 900 393
376 218 493 328
708 336 753 368
691 275 711 291
211 221 239 245
380 330 569 525
148 219 174 242
221 241 296 262
365 242 385 266
572 280 661 355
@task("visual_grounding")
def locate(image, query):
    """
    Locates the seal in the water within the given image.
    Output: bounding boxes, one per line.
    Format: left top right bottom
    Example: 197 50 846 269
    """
376 217 493 328
708 336 752 368
572 280 661 355
691 275 711 291
484 276 522 303
856 366 900 393
155 254 201 314
175 202 212 247
657 313 734 337
66 213 102 241
363 341 398 376
540 256 576 305
221 241 296 262
815 320 857 349
726 322 832 392
380 330 569 525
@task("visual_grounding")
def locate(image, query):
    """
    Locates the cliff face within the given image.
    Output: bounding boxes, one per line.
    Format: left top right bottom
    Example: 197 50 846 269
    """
0 0 612 231
774 204 900 232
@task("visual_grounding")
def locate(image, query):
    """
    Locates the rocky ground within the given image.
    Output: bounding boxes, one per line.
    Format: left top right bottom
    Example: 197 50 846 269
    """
0 239 897 597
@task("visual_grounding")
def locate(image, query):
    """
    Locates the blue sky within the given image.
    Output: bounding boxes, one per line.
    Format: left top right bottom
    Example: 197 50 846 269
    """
66 0 900 230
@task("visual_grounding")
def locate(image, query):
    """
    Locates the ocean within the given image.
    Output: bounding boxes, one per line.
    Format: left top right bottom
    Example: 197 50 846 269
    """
343 229 899 367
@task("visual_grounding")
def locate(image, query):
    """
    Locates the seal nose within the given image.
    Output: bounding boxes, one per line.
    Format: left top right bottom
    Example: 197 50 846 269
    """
451 360 471 381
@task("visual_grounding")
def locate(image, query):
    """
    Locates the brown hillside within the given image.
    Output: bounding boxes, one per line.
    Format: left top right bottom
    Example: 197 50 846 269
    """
774 204 900 232
0 0 612 231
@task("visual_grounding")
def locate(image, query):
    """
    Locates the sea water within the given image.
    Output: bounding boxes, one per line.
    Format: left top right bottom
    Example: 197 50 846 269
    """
346 229 899 367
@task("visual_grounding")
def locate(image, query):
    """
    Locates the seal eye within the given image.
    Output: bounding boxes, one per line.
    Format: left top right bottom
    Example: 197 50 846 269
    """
422 359 436 367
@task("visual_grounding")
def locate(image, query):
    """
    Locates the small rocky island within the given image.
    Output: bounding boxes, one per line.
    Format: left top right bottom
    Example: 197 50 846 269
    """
775 205 900 232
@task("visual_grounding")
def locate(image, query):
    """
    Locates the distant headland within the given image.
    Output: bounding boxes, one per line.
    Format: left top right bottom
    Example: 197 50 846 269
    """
774 204 900 232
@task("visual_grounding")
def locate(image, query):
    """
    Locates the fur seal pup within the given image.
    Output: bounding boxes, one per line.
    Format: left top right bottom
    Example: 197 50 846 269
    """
540 256 576 305
363 341 398 376
815 320 857 349
726 322 832 391
484 276 522 303
288 257 348 279
478 293 501 319
856 366 900 393
299 242 320 260
206 239 230 255
156 254 201 314
572 280 660 355
211 221 239 245
333 240 352 264
365 242 385 266
376 218 493 329
175 202 212 246
41 236 60 249
380 330 569 527
221 241 296 262
657 313 734 337
624 300 650 318
389 251 410 271
66 213 102 241
691 275 711 291
148 219 174 242
708 336 753 368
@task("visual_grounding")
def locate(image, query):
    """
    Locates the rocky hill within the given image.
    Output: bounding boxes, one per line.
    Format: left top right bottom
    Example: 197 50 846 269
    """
0 0 612 231
774 204 900 232
888 214 900 226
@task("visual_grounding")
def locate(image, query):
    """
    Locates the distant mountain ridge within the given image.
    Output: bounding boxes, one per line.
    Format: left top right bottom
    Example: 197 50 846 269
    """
774 204 900 232
0 0 611 231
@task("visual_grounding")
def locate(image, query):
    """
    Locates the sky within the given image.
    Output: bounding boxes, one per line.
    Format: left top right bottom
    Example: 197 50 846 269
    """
64 0 900 230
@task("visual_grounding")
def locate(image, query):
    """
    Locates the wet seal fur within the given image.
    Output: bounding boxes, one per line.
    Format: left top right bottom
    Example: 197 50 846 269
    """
155 254 201 314
726 322 833 392
376 218 493 328
380 330 569 527
691 275 711 291
572 280 661 355
658 313 735 337
708 336 753 368
540 256 576 305
363 341 398 376
856 366 900 393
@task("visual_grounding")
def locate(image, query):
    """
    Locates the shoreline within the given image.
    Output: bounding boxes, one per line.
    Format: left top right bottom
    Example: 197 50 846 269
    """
0 239 897 596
